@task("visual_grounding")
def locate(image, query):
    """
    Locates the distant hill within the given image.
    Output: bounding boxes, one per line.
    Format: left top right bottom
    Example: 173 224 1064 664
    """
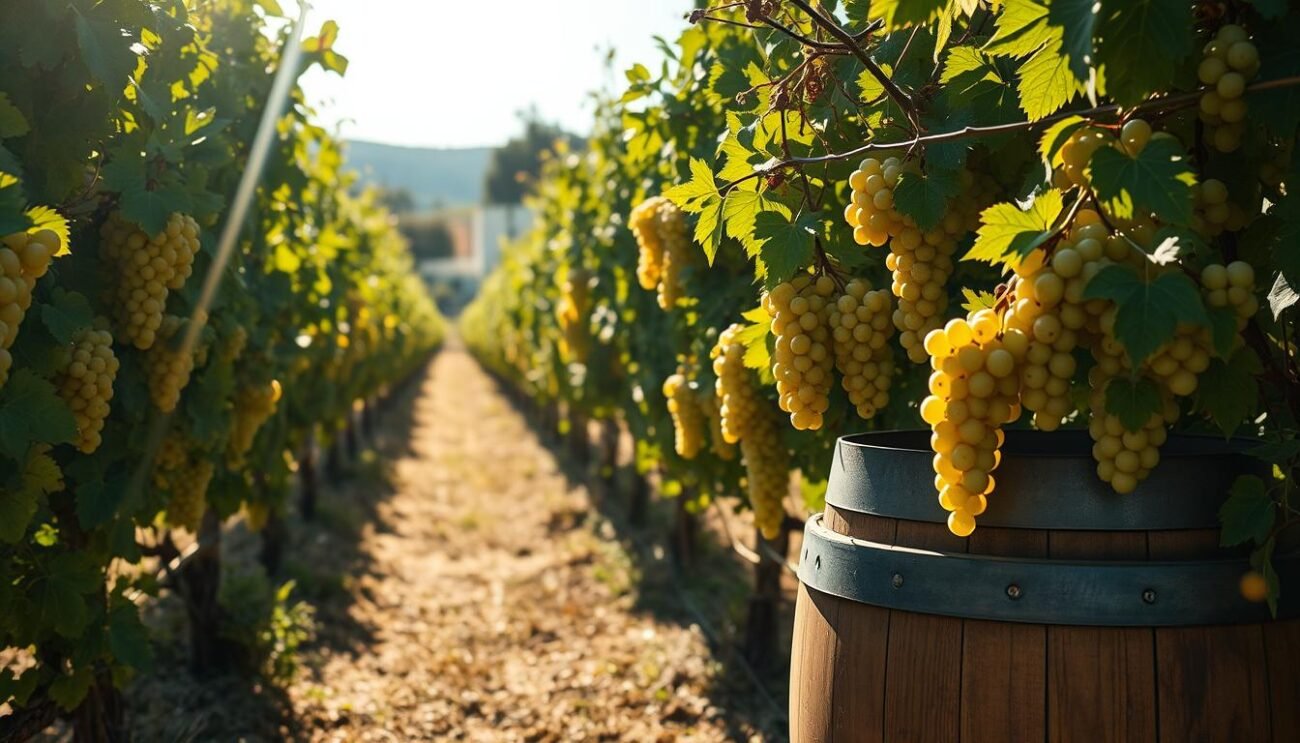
344 140 492 209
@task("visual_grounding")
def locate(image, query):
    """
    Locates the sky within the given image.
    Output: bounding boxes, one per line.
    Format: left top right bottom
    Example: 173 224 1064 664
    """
298 0 693 150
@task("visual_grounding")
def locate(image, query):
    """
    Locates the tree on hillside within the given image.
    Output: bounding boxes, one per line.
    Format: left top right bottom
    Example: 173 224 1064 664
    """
483 109 576 206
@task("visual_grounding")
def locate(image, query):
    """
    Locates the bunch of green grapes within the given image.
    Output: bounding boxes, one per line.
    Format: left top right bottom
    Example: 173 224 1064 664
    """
1087 372 1176 495
1191 179 1237 237
0 229 58 386
1003 211 1124 429
1198 24 1259 153
828 278 895 419
153 434 214 533
888 225 958 363
663 371 705 459
629 197 691 309
1201 261 1259 327
712 323 790 539
227 379 282 467
765 274 836 431
921 311 1023 537
146 315 197 413
557 269 591 364
100 212 201 350
218 324 249 363
845 156 906 247
699 390 735 461
57 326 119 454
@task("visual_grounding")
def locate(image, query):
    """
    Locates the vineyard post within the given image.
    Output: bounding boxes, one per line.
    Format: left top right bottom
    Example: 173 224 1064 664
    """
627 464 652 527
670 488 697 567
299 428 320 522
742 521 790 670
599 417 620 499
177 510 236 674
259 507 287 575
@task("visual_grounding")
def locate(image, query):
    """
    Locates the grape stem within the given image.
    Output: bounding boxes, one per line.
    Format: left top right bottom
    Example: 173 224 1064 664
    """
720 74 1300 195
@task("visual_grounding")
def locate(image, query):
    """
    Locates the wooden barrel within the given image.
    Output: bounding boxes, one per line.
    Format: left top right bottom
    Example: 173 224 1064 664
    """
790 430 1300 743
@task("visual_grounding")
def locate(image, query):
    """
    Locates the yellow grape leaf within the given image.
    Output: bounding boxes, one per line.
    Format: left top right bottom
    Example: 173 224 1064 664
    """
27 206 70 255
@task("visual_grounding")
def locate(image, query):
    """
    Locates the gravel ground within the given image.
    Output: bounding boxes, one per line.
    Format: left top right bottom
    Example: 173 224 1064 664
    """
122 342 786 742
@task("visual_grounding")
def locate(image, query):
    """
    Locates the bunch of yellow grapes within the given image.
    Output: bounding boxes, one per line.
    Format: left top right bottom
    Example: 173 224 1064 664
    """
828 278 895 420
146 315 197 412
219 324 249 363
228 379 282 467
100 212 201 350
629 196 691 310
663 371 705 460
845 156 906 247
556 269 591 364
712 323 789 539
154 434 215 533
1191 179 1243 238
699 391 735 461
0 230 58 386
1087 383 1176 495
921 311 1022 536
57 327 119 454
1198 24 1259 152
765 274 836 430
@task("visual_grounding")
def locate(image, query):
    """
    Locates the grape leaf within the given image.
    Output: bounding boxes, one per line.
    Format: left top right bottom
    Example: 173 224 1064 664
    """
48 666 94 711
1084 265 1207 365
1089 137 1196 225
0 93 29 139
1038 115 1087 165
1048 0 1097 82
0 370 77 460
29 552 99 639
868 0 948 29
1094 0 1193 104
737 307 771 372
1016 44 1086 120
108 603 154 671
754 210 816 287
26 206 70 255
40 290 95 345
893 167 960 230
965 189 1063 265
664 158 724 263
1250 538 1280 617
1248 439 1300 466
857 62 895 104
1103 376 1161 432
1196 348 1262 437
1219 475 1275 547
961 288 997 313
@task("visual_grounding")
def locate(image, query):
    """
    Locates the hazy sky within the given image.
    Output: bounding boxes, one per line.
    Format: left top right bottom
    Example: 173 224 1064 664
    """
298 1 693 149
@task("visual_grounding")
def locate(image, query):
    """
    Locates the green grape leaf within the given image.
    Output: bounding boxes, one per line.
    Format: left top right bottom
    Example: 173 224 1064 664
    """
1049 0 1097 82
1016 43 1084 120
1253 17 1300 137
1206 306 1239 359
1089 137 1196 225
0 370 77 460
665 158 724 264
983 0 1085 119
893 167 960 230
965 189 1063 265
1038 115 1087 165
754 210 816 287
1094 0 1193 104
40 290 95 345
72 7 140 92
868 0 948 29
0 92 29 139
1219 475 1275 547
30 552 99 639
1084 265 1207 365
27 206 70 255
0 668 41 707
108 603 154 671
738 308 771 372
723 189 775 257
857 62 895 103
961 288 997 313
0 171 29 236
1103 375 1161 432
1196 348 1262 437
48 666 94 711
117 179 192 238
1248 439 1300 466
940 47 999 85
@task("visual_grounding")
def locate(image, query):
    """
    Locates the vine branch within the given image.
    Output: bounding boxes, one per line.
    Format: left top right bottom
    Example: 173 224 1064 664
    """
721 74 1300 194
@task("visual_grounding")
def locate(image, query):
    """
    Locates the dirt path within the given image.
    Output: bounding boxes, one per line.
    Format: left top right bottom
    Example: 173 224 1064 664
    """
252 343 779 741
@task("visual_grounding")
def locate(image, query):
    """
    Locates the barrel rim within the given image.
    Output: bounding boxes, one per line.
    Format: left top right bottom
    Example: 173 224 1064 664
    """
826 429 1263 530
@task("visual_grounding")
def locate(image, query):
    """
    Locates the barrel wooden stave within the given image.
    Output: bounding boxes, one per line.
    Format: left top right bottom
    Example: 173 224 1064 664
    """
790 503 1298 743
